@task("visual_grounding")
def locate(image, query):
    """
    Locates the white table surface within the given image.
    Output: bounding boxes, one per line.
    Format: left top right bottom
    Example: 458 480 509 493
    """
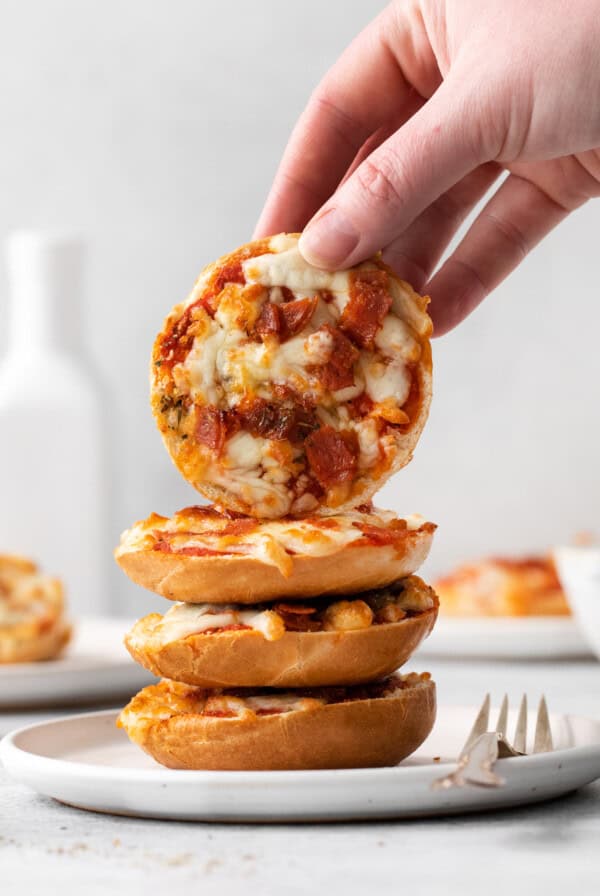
2 656 600 895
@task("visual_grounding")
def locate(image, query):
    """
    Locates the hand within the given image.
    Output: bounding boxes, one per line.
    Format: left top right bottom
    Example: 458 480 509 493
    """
255 0 600 334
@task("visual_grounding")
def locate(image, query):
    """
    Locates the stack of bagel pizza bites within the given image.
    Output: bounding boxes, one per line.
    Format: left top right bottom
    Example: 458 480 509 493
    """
116 233 440 771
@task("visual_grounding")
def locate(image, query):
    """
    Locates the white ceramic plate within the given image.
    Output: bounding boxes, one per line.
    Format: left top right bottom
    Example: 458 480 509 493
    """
554 546 600 660
2 704 600 821
417 616 591 660
0 617 154 708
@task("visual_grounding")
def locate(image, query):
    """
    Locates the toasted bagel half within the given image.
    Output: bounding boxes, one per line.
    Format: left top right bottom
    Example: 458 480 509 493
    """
118 672 435 770
125 576 438 688
115 504 436 603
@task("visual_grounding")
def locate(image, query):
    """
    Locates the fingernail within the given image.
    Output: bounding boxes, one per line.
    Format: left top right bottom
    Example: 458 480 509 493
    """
299 208 359 269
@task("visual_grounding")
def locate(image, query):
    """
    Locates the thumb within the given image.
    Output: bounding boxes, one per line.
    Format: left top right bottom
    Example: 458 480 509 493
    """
299 77 490 269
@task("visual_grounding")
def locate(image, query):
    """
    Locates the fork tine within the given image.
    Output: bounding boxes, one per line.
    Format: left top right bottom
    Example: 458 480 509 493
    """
533 696 553 753
461 694 491 756
513 694 528 753
495 694 509 736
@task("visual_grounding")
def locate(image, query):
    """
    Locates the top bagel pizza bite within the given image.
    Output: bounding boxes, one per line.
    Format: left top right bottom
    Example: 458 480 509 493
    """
152 233 432 519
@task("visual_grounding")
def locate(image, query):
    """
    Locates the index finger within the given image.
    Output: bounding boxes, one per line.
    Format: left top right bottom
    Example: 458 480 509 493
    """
254 6 435 238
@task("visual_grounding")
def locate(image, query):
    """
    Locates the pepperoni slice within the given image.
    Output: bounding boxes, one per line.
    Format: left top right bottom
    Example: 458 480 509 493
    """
176 505 249 523
152 513 256 553
280 296 318 337
341 270 392 349
159 261 250 365
173 546 223 556
239 398 285 439
254 296 318 342
201 260 246 314
220 518 258 536
158 300 203 368
354 519 408 546
200 244 273 314
153 541 221 556
195 406 227 454
239 397 318 442
254 301 282 338
273 603 321 632
274 603 317 615
271 383 315 411
305 425 359 487
348 392 374 418
317 325 359 391
212 260 245 292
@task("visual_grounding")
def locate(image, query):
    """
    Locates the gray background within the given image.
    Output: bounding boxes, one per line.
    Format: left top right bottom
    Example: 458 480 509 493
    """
0 0 597 614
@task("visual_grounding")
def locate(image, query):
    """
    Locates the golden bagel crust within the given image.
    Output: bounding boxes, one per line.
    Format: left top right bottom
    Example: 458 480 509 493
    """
118 673 436 770
0 554 71 664
124 580 439 687
115 505 436 603
0 619 72 664
151 233 432 519
0 554 37 580
435 555 570 617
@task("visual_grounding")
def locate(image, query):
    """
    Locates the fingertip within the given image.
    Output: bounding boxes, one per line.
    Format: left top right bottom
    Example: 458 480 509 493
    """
427 294 467 337
381 248 428 294
426 266 487 337
298 208 360 270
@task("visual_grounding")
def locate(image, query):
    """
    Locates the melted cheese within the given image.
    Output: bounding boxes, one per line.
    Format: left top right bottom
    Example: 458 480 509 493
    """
244 246 350 293
153 602 285 644
200 676 427 717
269 233 298 253
180 299 335 411
198 692 324 717
361 354 411 405
225 431 266 469
118 508 433 575
210 466 292 520
243 694 322 714
375 315 420 363
355 418 381 471
175 314 232 405
390 279 431 337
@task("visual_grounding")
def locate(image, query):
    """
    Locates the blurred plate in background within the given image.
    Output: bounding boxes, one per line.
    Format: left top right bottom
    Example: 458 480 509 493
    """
554 546 600 661
417 616 592 660
0 617 154 708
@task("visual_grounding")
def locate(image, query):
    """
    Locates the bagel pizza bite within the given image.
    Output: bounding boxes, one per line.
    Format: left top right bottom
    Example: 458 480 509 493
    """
435 554 570 617
0 554 71 663
115 504 436 603
118 671 435 770
151 233 432 519
124 575 438 688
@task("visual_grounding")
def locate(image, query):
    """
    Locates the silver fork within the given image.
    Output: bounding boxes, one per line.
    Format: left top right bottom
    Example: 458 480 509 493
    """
432 694 553 790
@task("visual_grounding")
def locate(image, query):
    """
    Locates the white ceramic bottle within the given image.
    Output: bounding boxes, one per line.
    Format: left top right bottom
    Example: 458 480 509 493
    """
0 232 110 615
